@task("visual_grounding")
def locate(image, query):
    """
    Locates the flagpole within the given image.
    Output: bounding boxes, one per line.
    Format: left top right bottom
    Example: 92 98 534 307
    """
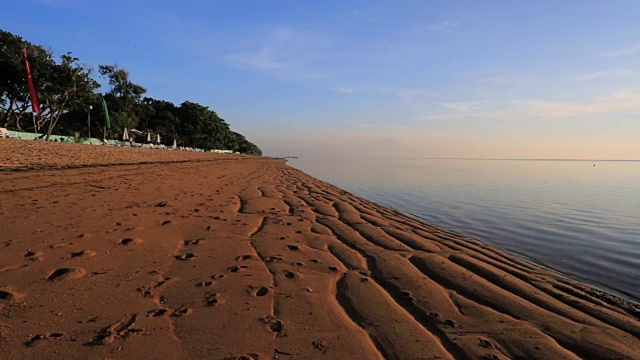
23 48 41 137
88 105 92 140
102 97 111 141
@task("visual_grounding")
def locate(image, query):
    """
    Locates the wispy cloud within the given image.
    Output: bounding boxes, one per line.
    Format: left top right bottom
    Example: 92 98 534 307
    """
331 84 436 101
480 76 532 84
395 88 436 102
338 9 360 17
575 69 640 81
333 86 359 94
602 43 640 58
33 0 82 7
428 21 459 33
226 27 332 78
438 101 482 111
424 89 640 121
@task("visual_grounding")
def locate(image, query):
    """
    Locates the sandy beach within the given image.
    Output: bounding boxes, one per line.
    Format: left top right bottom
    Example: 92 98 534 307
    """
0 139 638 360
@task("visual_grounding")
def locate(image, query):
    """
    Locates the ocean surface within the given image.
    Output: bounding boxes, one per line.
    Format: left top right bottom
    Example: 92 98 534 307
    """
289 157 640 302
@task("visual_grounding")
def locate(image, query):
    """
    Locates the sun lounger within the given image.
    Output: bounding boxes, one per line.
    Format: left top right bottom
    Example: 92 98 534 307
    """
0 128 12 138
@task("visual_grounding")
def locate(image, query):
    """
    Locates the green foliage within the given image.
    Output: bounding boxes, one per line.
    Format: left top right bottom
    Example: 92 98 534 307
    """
0 28 262 155
0 30 55 130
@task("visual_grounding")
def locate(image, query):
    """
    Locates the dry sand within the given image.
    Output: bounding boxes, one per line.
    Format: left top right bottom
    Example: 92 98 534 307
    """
0 139 638 360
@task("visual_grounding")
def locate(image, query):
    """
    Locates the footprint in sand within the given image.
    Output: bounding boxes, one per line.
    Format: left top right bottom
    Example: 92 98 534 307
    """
46 267 86 281
443 319 458 328
0 290 16 301
171 307 193 317
0 288 25 309
196 281 213 288
175 253 197 260
119 238 142 246
236 254 253 261
266 255 284 263
49 242 73 249
205 292 222 306
400 290 415 303
228 265 249 273
23 250 44 262
312 340 329 353
182 238 205 246
287 245 300 251
282 270 301 279
269 319 283 333
24 332 64 347
89 314 143 345
249 286 270 297
260 316 283 334
70 250 96 258
146 308 168 317
153 277 172 288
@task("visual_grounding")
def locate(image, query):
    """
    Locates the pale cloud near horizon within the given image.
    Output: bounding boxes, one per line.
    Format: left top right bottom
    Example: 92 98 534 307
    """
478 75 534 87
601 43 640 58
256 120 640 159
438 101 482 111
424 88 640 122
332 84 436 102
396 88 436 102
575 69 640 81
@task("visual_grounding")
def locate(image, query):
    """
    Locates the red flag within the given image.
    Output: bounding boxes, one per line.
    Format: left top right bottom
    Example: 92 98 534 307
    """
23 47 40 114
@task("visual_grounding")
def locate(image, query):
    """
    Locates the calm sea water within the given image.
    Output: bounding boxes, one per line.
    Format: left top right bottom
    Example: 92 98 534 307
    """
289 157 640 302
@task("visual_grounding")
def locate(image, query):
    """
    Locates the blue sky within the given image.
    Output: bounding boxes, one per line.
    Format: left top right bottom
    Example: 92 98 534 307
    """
3 0 640 158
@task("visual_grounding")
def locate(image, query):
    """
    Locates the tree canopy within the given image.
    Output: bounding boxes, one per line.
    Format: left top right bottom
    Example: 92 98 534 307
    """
0 29 261 155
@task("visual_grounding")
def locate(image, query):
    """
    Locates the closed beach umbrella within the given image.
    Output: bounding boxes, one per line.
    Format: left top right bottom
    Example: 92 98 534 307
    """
123 127 129 140
147 132 151 143
172 139 177 149
157 133 161 144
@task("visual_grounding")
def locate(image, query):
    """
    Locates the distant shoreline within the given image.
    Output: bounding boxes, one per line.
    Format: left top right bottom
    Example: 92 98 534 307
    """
288 155 640 162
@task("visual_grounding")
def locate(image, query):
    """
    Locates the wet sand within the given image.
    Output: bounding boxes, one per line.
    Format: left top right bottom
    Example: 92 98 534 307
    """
0 139 638 360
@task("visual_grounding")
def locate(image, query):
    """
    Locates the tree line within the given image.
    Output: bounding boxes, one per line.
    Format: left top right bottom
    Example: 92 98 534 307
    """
0 29 262 155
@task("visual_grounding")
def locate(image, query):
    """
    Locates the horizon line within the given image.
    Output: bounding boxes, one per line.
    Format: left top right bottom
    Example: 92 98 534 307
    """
282 156 640 162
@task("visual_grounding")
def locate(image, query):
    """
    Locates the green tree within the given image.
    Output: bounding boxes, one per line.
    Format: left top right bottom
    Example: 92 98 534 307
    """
39 53 99 140
0 30 54 130
0 29 262 154
137 97 179 143
98 65 146 112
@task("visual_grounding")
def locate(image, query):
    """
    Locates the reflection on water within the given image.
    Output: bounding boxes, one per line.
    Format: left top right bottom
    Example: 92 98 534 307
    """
289 157 640 301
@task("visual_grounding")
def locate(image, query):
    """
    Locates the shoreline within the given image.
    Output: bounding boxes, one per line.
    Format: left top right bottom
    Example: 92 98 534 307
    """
287 157 640 304
1 140 638 359
286 160 640 311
